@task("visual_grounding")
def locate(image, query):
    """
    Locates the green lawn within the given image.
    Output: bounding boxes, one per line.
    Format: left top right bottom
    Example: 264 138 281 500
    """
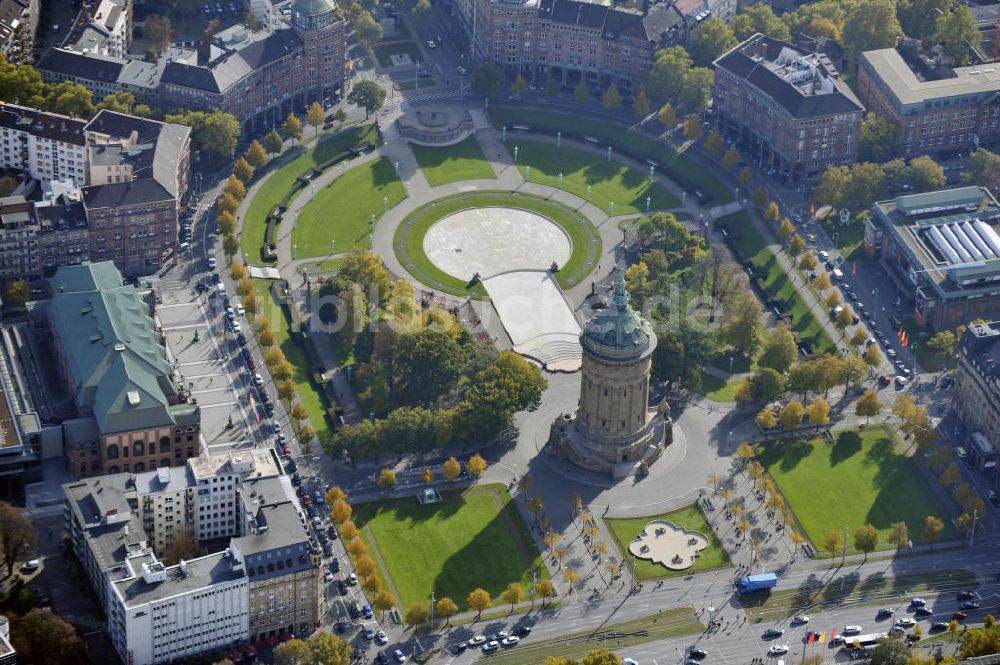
605 504 729 580
697 372 741 402
241 124 381 264
293 157 406 258
819 216 871 264
354 485 547 609
506 139 679 215
395 191 601 298
410 137 496 186
489 106 735 205
756 428 956 551
372 41 424 67
718 211 837 355
254 282 333 442
900 316 948 373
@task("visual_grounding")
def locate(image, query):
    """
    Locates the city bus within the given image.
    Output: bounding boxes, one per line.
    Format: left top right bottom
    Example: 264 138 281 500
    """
843 633 888 651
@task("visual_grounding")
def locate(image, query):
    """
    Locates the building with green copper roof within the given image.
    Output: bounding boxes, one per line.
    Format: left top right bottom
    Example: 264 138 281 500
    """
47 261 200 478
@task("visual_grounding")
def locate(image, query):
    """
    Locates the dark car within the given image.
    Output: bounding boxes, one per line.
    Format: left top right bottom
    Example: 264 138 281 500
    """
960 601 981 610
915 607 933 617
264 401 275 417
375 652 389 665
322 541 334 557
328 526 339 540
291 473 301 485
236 333 247 346
689 648 707 659
317 531 329 544
953 611 968 621
877 608 895 619
512 626 532 638
337 580 349 595
763 628 784 639
958 591 980 600
330 557 340 572
335 621 349 634
451 643 467 655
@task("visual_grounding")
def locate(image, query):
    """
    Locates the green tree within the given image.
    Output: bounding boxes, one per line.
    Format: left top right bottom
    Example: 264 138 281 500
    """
758 323 798 374
753 185 769 207
789 233 806 258
859 113 901 162
935 5 978 66
843 0 903 71
307 632 352 665
458 351 547 440
683 115 702 141
263 129 283 156
835 304 854 330
223 233 239 261
908 156 946 192
96 90 136 114
144 14 173 58
354 11 383 44
282 113 303 144
10 608 86 665
731 4 791 41
410 0 432 25
799 251 818 271
964 148 1000 191
472 62 507 99
467 588 493 619
307 101 325 137
854 523 879 559
960 626 1000 658
779 401 805 430
721 291 763 357
511 73 528 95
897 0 950 39
690 16 737 66
373 590 396 620
404 602 430 626
44 80 94 118
705 128 723 156
927 330 958 361
501 581 525 610
855 389 882 424
602 83 622 110
777 217 796 244
573 78 591 103
869 633 910 665
232 157 253 185
347 80 386 118
722 146 740 170
166 109 242 163
756 406 778 430
940 461 960 487
748 368 786 404
824 530 844 557
658 103 677 131
4 279 30 306
632 87 651 116
863 343 883 371
393 328 464 405
0 502 34 577
274 639 310 665
645 47 691 103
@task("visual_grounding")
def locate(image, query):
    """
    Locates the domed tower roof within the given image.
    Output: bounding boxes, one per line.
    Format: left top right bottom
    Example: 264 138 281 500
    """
291 0 339 29
580 271 656 361
291 0 337 14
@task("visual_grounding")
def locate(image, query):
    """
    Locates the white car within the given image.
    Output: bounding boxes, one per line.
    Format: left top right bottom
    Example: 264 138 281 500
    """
468 636 486 646
20 559 39 573
768 645 789 656
324 570 334 582
235 303 245 317
791 616 809 625
481 641 500 653
895 617 916 628
375 630 388 645
500 636 520 647
207 256 216 269
426 40 436 48
843 625 862 636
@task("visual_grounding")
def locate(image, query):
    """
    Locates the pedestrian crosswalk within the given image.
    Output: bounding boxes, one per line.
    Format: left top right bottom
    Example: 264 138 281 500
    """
385 88 463 113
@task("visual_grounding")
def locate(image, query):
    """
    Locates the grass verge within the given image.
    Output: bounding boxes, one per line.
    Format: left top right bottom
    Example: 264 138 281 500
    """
373 41 424 66
254 281 333 441
353 484 546 610
605 504 730 580
756 428 956 551
489 106 734 205
717 211 836 355
410 137 496 186
394 191 601 298
506 139 679 214
478 607 703 665
293 156 406 257
241 124 381 264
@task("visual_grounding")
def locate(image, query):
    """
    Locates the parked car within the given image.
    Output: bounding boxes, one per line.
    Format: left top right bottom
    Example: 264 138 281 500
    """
768 645 789 656
480 642 499 653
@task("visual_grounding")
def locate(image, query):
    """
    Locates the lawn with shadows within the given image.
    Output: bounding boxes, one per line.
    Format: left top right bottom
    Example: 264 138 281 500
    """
354 484 546 610
410 136 496 186
605 503 729 580
756 428 956 551
241 124 380 263
505 139 680 214
293 157 406 257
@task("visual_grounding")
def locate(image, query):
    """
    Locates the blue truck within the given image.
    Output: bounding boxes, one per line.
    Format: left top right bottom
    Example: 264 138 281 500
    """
735 572 778 594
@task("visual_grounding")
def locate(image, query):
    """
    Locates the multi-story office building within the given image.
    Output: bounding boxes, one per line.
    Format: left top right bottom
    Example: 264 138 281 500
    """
40 0 347 135
857 39 1000 158
712 33 864 180
956 321 1000 472
864 186 1000 331
34 189 91 274
64 449 317 665
45 262 201 478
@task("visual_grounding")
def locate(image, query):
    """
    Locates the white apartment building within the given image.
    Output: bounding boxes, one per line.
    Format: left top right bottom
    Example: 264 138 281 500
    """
110 551 249 665
77 0 130 59
0 104 87 186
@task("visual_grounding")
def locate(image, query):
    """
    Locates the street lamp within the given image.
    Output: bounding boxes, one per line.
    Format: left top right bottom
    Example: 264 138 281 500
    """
607 146 612 162
558 172 563 188
293 243 297 259
646 196 651 212
556 131 561 147
514 145 519 162
648 165 654 182
502 125 507 141
586 185 591 201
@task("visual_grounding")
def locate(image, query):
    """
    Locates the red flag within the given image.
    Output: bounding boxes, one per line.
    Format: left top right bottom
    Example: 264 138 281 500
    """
902 332 910 348
852 261 857 276
808 632 816 644
829 628 836 643
897 327 904 339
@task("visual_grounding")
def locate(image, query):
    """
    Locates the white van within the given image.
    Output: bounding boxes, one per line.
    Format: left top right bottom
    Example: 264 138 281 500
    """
831 268 844 281
178 242 191 253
